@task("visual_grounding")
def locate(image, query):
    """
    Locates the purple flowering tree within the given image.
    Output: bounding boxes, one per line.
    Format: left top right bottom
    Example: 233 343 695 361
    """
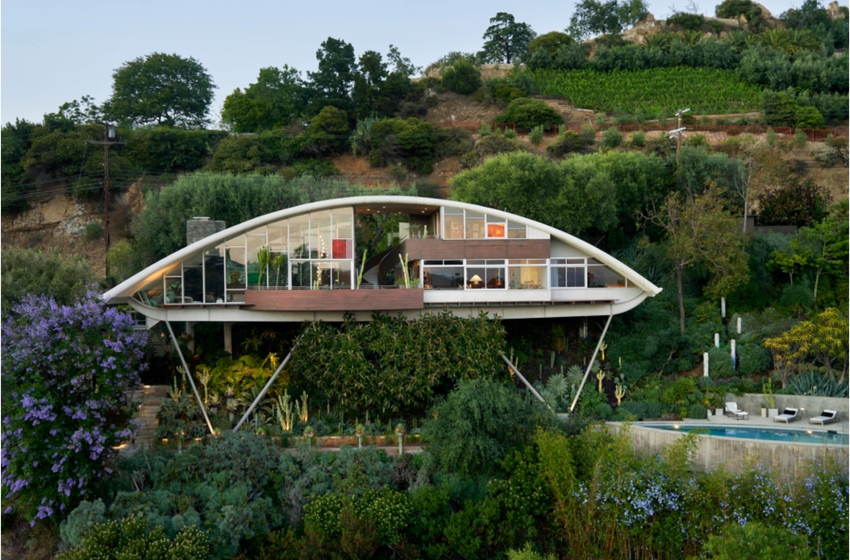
1 290 147 524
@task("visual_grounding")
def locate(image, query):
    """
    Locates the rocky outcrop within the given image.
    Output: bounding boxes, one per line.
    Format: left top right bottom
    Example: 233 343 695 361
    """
623 14 665 44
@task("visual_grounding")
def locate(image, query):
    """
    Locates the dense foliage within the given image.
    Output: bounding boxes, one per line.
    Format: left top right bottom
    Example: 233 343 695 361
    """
289 312 507 415
128 174 417 266
58 422 848 560
1 291 147 524
424 379 558 475
529 67 762 115
1 247 94 313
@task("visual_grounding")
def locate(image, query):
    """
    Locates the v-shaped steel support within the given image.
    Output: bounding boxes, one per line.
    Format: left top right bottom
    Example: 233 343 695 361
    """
166 321 215 435
569 305 614 413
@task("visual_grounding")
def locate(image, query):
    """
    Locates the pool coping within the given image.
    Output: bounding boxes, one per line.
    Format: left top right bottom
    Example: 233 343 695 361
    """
612 421 850 448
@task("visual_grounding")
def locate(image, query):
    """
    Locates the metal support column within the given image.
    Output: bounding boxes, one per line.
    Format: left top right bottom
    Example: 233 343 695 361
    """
569 305 614 413
500 353 551 411
233 346 296 433
166 321 215 435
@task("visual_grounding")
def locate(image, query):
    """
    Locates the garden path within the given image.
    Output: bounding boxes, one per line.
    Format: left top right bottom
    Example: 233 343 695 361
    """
119 385 168 456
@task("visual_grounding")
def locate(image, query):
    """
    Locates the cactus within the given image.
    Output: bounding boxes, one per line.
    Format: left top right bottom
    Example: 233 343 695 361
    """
615 384 626 406
550 351 556 369
600 341 608 361
596 370 606 392
167 378 182 402
197 368 211 404
296 391 309 423
276 391 294 432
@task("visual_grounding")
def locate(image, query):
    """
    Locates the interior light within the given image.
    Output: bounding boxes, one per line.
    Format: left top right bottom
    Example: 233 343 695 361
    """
673 424 680 429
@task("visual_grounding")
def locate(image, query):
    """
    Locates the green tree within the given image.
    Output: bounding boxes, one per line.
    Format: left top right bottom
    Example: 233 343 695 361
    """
480 12 537 64
222 66 307 132
568 0 649 40
1 119 39 214
104 53 216 127
495 97 564 128
797 207 849 304
308 37 357 113
423 378 556 475
527 31 575 58
646 185 750 334
1 248 94 314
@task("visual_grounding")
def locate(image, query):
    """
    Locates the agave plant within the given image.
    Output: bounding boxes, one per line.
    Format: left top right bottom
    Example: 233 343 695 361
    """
788 372 849 398
566 365 585 386
546 373 570 398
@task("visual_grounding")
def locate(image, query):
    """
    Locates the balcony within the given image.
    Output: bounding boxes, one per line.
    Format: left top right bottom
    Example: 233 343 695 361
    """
244 287 424 311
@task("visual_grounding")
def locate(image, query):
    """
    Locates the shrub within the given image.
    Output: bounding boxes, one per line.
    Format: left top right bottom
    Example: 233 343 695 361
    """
58 515 210 560
738 344 771 376
369 117 437 174
496 98 564 129
504 128 518 139
779 283 814 314
547 130 583 157
423 379 557 475
1 247 94 313
630 131 646 147
667 12 705 31
83 220 103 240
809 144 841 167
793 129 807 147
441 59 481 94
687 404 708 419
594 403 614 420
686 134 707 147
529 125 545 145
766 127 777 147
60 499 107 547
601 128 623 148
708 346 735 377
1 291 147 523
579 124 597 145
699 521 812 560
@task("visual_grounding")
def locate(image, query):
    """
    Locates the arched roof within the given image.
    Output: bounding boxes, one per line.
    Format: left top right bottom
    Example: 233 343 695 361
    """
103 196 662 301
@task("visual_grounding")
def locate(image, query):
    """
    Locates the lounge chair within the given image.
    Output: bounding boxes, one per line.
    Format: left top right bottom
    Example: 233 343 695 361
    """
808 410 839 425
725 402 749 420
773 408 800 423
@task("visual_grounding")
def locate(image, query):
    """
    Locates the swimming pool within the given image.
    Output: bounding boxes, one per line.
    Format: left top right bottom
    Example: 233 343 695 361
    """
650 425 848 445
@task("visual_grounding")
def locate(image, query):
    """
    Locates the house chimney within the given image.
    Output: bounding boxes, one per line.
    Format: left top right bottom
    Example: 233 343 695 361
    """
187 217 226 246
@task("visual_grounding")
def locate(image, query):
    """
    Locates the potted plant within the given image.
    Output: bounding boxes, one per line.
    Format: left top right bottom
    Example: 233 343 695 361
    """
763 379 778 419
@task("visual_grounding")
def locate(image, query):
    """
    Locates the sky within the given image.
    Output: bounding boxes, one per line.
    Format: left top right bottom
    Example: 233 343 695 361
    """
1 0 846 125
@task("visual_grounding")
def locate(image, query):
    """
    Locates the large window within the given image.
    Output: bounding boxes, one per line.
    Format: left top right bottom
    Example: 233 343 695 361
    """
587 258 626 288
508 259 547 290
550 258 586 288
442 208 526 239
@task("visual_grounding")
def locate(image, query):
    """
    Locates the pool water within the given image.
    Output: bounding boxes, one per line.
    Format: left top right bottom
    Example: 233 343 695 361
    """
651 425 848 445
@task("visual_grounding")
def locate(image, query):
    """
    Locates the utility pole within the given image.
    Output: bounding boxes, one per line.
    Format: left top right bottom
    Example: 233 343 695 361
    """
675 108 689 171
87 124 124 277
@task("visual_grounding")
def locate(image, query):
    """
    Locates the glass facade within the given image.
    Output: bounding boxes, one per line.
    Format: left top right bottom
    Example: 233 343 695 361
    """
131 205 635 307
136 208 355 305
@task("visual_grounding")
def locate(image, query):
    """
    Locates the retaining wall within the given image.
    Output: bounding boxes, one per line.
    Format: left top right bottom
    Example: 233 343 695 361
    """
610 423 848 480
726 393 849 420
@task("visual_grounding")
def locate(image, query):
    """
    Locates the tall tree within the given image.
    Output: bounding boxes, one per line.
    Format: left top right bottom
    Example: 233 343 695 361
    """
568 0 648 40
222 65 307 132
308 37 357 114
480 12 536 64
646 185 750 334
104 53 216 128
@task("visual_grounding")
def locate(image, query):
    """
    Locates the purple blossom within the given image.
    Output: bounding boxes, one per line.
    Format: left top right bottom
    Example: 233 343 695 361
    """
1 290 146 524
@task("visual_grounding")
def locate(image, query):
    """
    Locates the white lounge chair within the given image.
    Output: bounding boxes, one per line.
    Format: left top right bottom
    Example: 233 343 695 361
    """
773 408 800 423
725 402 749 420
808 410 839 425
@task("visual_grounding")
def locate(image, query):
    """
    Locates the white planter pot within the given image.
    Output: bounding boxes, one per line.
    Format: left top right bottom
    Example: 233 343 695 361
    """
768 408 779 419
761 408 767 418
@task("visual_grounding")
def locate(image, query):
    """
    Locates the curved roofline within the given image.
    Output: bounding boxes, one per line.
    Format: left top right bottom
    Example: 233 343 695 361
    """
103 196 662 301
